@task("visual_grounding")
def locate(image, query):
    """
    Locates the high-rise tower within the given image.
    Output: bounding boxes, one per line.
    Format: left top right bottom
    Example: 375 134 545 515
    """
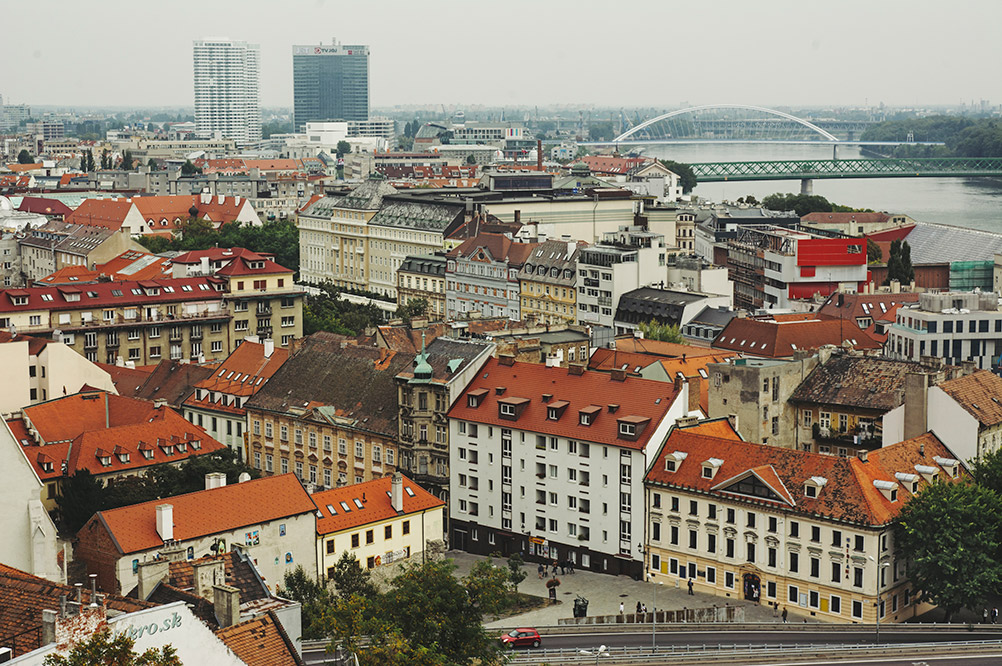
193 38 261 144
292 40 369 132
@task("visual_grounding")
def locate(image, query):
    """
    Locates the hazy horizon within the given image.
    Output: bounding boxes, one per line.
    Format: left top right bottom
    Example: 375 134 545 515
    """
4 0 1000 110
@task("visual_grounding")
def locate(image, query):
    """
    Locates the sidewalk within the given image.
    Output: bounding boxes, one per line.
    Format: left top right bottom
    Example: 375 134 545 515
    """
445 551 815 629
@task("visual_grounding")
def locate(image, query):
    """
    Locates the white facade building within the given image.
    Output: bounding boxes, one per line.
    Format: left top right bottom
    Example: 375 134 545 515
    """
193 39 262 144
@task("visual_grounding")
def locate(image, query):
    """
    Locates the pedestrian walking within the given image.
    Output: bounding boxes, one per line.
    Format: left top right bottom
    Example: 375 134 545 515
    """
619 602 625 616
993 607 999 624
985 608 990 624
537 563 544 579
636 601 643 616
642 603 647 614
687 579 694 595
782 607 788 623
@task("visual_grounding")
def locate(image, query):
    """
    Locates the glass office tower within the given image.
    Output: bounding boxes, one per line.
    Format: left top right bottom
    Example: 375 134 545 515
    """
292 41 370 131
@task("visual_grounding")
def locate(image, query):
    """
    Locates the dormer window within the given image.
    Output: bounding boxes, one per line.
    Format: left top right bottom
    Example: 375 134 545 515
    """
547 400 568 421
873 479 899 502
895 472 919 493
620 423 635 436
915 464 938 483
467 388 488 408
117 452 130 463
664 451 688 472
804 476 827 499
498 397 529 421
702 458 723 479
190 439 201 450
500 403 515 417
617 415 650 441
176 442 187 453
934 455 960 478
579 405 601 426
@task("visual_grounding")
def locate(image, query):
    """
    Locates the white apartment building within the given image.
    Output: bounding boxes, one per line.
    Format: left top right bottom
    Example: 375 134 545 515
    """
886 291 1002 370
447 357 690 578
193 39 261 144
575 226 667 347
645 427 961 623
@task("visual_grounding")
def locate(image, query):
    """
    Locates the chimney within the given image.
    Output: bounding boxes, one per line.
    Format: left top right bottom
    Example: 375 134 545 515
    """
205 472 227 490
238 472 251 483
568 363 585 376
961 360 977 376
155 504 173 541
193 558 226 600
857 450 869 463
542 393 552 402
903 372 930 441
688 375 701 413
42 609 57 645
200 256 210 274
536 139 542 171
391 472 404 513
89 574 98 607
136 559 170 601
263 338 275 358
673 374 684 394
153 398 166 410
514 210 521 225
610 368 627 382
498 354 516 367
213 585 241 628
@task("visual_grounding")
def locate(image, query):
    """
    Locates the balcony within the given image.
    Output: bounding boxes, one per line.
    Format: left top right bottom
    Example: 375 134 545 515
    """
812 422 881 448
256 326 273 336
168 331 183 342
190 330 203 341
255 305 273 316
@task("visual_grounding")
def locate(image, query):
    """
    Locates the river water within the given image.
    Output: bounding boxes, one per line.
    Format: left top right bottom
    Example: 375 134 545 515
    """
642 144 1002 232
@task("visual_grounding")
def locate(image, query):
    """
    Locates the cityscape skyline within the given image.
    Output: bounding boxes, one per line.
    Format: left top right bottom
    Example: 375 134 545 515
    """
3 0 1001 110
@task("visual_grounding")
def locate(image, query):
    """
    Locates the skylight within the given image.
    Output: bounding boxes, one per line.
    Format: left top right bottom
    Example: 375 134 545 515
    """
326 504 337 515
353 498 364 509
405 487 415 497
339 501 351 512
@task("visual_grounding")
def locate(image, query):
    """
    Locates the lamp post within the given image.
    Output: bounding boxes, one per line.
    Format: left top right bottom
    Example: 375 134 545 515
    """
647 573 663 649
868 557 891 644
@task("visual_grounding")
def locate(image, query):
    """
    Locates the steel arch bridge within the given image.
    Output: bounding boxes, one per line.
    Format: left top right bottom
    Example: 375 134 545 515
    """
613 104 841 144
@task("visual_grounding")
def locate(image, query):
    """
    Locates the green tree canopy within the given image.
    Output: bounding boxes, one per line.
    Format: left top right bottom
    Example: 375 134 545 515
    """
866 237 882 264
638 320 684 343
395 298 428 325
121 150 134 171
44 627 181 666
336 140 352 156
17 149 34 164
180 159 201 175
658 160 697 194
895 480 1002 621
303 282 385 337
884 238 914 285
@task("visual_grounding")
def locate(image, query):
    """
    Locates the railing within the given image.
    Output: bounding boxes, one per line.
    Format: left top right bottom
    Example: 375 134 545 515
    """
505 639 1002 665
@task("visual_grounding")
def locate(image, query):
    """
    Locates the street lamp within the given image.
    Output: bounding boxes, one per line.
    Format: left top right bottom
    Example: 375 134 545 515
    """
868 557 891 644
579 645 609 665
647 573 663 649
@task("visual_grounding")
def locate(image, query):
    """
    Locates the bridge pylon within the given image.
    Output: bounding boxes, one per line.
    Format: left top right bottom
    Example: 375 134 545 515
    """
800 179 814 195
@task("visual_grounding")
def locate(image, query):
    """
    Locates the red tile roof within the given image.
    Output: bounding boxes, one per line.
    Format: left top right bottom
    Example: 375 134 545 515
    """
937 370 1002 428
5 163 43 173
816 292 920 324
612 337 722 358
0 276 223 313
212 255 291 277
183 342 289 415
646 430 961 527
312 474 444 535
713 317 881 358
578 155 651 175
215 611 304 666
446 233 537 267
17 197 73 217
92 474 315 555
12 391 224 480
447 358 681 451
0 330 52 356
0 563 152 655
65 195 251 233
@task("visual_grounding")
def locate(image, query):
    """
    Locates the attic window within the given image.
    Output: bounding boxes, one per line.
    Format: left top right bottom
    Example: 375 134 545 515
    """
353 498 364 509
546 400 568 421
176 442 187 453
701 458 723 479
500 403 515 417
117 452 130 463
579 405 601 426
620 422 635 436
340 501 352 512
805 484 817 498
804 475 827 498
934 455 960 478
547 406 559 420
467 388 488 408
141 448 154 460
405 486 415 497
190 439 201 450
326 504 337 516
895 472 919 493
664 451 687 472
873 479 898 502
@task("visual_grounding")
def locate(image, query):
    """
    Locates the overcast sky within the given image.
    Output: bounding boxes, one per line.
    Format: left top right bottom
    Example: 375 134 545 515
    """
5 0 1000 110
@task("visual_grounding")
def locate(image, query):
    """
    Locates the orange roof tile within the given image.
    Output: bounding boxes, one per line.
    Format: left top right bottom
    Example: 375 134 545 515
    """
646 430 959 527
312 474 444 535
937 370 1002 427
215 611 304 666
612 337 722 358
447 358 681 452
188 341 288 398
676 416 744 440
713 318 881 358
93 474 315 554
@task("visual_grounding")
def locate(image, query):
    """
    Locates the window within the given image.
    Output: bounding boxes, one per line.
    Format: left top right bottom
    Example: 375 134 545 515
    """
831 562 841 583
366 530 374 545
725 538 735 558
671 496 680 512
788 585 799 604
351 533 359 548
830 595 841 614
852 600 863 619
832 530 842 547
768 516 778 533
789 552 799 573
810 557 820 578
670 525 679 545
725 572 735 589
853 566 864 588
811 525 821 543
652 522 661 541
746 543 755 563
854 535 864 552
707 533 716 553
746 512 756 528
726 508 735 524
768 547 777 568
689 530 697 549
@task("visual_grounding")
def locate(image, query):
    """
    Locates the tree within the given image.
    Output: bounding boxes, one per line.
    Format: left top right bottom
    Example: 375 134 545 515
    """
80 154 87 172
395 298 428 325
282 565 332 640
465 153 477 165
638 320 685 343
971 447 1002 496
17 149 34 164
86 150 95 172
180 159 201 175
464 557 511 616
866 237 882 264
56 469 105 532
658 160 697 194
121 150 134 170
506 552 527 589
147 158 158 170
336 140 352 157
895 481 1002 621
44 627 181 666
328 551 376 599
884 239 915 285
100 149 110 170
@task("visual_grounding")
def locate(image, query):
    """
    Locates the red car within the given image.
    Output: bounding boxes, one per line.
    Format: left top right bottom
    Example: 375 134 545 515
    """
500 628 541 648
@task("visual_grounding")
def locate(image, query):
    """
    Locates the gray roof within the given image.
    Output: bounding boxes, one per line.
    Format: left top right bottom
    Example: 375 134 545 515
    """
687 305 737 328
518 239 580 286
369 200 464 231
903 222 1002 264
303 180 398 217
396 337 492 384
399 254 446 277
